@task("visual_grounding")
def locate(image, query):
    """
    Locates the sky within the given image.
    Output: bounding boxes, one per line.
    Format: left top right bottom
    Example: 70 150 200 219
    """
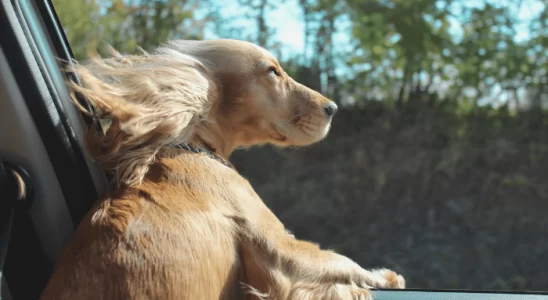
204 0 336 55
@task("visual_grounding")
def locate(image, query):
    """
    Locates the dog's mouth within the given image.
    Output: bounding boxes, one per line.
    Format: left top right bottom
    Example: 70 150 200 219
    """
271 117 330 146
272 125 288 142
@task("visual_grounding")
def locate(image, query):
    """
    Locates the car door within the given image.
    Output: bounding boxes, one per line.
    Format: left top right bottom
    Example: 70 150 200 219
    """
0 0 107 298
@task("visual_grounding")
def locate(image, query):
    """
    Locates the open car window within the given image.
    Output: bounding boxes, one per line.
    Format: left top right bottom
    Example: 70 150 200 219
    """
0 0 108 298
0 0 546 298
51 0 548 294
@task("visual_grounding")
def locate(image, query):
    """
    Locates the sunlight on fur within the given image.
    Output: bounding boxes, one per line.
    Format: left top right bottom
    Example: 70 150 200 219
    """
68 46 214 186
68 39 337 186
41 39 405 300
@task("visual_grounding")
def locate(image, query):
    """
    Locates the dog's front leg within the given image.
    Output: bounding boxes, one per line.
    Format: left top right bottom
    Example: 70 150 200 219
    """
237 200 404 300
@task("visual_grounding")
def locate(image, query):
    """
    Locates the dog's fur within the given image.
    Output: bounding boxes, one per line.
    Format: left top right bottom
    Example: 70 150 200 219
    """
40 39 405 300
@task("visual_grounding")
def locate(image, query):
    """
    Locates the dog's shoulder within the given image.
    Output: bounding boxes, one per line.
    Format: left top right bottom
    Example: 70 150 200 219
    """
148 154 254 193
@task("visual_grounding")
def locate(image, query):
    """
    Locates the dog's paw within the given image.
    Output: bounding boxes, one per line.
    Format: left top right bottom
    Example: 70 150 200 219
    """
348 284 373 300
288 282 372 300
369 268 405 289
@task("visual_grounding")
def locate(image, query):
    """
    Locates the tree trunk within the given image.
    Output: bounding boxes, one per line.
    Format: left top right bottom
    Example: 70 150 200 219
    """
257 0 268 47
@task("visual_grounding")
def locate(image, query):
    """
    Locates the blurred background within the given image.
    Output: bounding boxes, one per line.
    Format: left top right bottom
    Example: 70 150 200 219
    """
52 0 548 292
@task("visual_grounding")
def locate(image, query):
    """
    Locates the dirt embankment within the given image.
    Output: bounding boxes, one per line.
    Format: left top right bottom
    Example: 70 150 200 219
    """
231 103 548 291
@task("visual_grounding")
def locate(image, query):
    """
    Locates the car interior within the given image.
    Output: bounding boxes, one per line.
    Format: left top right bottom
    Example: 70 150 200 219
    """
0 0 546 299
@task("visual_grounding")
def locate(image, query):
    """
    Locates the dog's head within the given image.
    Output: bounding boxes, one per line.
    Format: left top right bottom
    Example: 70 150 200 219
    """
69 39 337 186
159 39 337 150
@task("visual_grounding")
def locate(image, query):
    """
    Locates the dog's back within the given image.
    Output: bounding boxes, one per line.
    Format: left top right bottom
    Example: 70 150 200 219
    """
40 154 244 300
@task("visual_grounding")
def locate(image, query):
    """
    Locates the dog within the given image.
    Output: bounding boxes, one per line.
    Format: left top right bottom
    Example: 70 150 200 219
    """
40 39 405 300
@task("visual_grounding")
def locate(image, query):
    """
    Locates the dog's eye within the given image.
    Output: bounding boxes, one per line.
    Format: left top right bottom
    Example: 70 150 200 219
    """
268 66 281 77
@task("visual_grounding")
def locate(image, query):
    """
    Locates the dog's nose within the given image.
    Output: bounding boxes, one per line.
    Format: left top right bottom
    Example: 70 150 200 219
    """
324 102 338 117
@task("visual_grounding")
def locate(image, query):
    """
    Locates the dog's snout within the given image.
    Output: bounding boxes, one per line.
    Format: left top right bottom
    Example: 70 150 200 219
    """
323 102 338 117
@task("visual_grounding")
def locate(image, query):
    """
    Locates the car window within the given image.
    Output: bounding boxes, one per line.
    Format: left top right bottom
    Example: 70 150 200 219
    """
52 0 548 292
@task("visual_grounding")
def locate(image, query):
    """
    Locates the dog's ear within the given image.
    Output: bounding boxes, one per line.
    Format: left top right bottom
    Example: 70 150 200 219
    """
66 49 214 186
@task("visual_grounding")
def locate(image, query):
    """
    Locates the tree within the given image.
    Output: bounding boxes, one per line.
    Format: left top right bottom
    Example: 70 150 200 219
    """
296 0 345 98
237 0 281 48
53 0 212 59
52 0 101 60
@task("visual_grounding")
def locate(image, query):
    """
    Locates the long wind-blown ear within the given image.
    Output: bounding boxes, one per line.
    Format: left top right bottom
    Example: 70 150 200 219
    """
66 47 216 186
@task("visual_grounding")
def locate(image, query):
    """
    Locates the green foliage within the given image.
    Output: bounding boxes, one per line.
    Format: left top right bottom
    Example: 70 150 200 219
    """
344 0 547 109
52 0 100 60
52 0 212 60
53 0 547 110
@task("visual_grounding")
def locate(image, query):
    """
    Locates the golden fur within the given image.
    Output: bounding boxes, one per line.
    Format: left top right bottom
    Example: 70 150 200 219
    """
40 39 405 300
